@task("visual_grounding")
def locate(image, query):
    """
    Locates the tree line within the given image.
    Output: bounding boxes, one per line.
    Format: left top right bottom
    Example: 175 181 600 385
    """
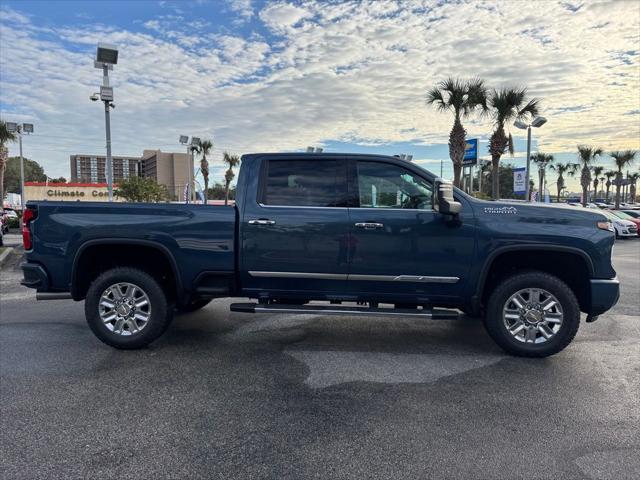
427 78 638 206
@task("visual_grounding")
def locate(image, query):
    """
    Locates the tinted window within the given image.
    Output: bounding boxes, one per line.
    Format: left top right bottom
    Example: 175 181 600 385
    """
357 161 433 209
263 159 346 207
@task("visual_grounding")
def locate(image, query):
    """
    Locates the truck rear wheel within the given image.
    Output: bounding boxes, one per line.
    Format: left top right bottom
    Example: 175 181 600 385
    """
85 267 173 349
483 271 580 357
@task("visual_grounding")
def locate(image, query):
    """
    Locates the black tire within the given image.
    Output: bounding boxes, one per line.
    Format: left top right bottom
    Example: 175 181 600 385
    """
176 298 211 313
85 267 173 349
483 271 580 358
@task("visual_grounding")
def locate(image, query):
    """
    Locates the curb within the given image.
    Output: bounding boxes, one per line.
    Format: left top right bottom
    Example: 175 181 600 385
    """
0 247 15 267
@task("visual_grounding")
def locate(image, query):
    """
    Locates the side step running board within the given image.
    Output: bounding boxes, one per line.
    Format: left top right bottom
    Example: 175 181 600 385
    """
230 303 460 319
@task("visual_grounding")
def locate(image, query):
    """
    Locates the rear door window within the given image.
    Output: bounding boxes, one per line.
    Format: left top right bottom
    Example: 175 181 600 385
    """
262 159 347 207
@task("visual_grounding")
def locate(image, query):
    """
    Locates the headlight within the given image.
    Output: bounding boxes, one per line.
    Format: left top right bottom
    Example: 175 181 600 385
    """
597 221 614 232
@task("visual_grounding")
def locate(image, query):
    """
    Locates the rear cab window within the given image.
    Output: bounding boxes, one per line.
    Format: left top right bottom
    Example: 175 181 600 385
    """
261 159 348 207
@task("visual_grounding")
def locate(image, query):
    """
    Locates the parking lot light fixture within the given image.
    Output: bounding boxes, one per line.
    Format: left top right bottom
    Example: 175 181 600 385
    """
6 122 34 212
93 43 119 202
514 116 547 202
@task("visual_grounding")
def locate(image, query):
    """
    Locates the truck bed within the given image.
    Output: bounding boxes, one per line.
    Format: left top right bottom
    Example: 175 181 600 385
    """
25 201 236 296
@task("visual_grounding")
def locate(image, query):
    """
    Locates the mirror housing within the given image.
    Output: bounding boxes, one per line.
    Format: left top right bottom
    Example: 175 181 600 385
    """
434 178 462 215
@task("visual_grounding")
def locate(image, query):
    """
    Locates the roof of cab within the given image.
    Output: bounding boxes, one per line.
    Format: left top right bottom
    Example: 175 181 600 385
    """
241 152 403 162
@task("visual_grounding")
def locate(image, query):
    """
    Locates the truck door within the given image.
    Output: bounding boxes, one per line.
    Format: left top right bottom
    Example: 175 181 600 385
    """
240 156 350 299
347 158 474 304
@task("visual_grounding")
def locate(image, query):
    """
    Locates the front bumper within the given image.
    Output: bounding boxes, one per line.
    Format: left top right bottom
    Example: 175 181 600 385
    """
588 278 620 316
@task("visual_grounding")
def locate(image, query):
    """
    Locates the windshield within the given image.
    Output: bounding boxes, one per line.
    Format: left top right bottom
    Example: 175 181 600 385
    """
611 210 633 220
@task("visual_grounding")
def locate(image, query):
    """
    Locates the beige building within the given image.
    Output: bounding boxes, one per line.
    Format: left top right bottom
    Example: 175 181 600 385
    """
23 182 126 203
141 150 190 200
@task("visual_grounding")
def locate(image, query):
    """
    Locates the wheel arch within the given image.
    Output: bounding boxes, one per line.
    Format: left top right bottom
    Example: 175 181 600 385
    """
472 245 594 314
71 239 183 301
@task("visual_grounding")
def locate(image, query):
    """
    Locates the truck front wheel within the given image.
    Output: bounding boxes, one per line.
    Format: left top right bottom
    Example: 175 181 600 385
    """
483 272 580 357
85 267 173 349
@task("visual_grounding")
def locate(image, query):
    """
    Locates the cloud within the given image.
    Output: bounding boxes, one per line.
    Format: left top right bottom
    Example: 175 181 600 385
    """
227 0 253 20
259 2 312 31
0 0 638 188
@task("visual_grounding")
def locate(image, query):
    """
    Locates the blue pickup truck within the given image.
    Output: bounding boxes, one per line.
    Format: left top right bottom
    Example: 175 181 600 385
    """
21 153 619 357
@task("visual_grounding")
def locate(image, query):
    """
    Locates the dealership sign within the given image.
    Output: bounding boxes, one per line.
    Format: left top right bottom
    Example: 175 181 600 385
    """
462 139 478 166
46 189 112 198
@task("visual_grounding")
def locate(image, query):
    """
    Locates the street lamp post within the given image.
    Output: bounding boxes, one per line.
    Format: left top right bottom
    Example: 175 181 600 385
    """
6 122 34 212
93 44 118 202
514 116 547 202
179 135 200 203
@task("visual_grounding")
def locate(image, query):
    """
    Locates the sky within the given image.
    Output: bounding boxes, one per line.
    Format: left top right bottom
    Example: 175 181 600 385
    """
1 0 639 192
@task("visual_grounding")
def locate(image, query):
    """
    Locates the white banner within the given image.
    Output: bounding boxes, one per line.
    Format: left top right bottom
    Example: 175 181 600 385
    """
513 167 526 194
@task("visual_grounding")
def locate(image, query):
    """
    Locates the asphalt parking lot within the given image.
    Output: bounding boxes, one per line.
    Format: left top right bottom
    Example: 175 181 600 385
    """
1 233 639 479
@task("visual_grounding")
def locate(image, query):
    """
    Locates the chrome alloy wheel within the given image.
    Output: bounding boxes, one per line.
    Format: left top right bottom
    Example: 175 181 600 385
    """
98 282 151 336
502 288 563 344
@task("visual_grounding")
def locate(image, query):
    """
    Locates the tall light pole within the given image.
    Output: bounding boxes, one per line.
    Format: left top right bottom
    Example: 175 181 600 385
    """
179 136 200 203
5 122 34 212
514 116 547 202
93 44 118 202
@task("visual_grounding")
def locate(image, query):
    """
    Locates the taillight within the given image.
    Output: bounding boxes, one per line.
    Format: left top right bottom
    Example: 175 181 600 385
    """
22 208 36 250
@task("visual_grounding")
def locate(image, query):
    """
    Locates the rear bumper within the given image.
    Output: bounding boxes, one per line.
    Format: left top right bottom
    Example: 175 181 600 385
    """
20 262 50 291
588 278 620 316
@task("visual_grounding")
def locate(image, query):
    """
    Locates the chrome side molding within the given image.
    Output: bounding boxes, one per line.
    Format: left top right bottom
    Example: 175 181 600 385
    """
248 271 348 280
248 271 460 283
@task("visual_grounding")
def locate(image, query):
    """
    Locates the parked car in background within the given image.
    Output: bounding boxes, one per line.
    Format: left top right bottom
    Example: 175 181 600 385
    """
1 209 8 234
600 209 638 238
621 210 640 219
2 208 20 232
608 210 640 232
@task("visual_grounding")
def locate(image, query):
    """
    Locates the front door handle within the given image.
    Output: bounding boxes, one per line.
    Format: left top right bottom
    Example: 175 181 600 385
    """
355 222 384 230
248 219 276 225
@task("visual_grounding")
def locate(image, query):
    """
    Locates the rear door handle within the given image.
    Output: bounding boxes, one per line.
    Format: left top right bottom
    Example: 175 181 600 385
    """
355 222 384 229
248 219 276 225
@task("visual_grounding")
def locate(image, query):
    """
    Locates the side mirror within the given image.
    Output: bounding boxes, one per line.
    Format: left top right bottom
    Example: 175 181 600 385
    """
434 178 462 215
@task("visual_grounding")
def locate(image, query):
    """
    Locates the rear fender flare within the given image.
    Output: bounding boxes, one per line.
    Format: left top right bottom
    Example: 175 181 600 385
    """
70 238 183 300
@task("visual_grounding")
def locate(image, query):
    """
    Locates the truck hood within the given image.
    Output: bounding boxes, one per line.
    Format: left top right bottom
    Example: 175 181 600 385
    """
471 199 608 227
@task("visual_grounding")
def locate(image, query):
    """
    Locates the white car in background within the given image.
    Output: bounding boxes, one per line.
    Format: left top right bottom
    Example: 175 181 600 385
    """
600 209 638 238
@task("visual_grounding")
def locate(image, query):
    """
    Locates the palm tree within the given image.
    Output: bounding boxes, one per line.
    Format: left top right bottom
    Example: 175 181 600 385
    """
0 120 17 206
549 162 577 202
222 152 240 206
604 170 616 203
530 152 553 201
599 174 606 198
198 139 213 204
628 172 639 203
610 150 636 208
427 77 488 187
488 88 540 199
577 146 603 206
591 166 604 200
